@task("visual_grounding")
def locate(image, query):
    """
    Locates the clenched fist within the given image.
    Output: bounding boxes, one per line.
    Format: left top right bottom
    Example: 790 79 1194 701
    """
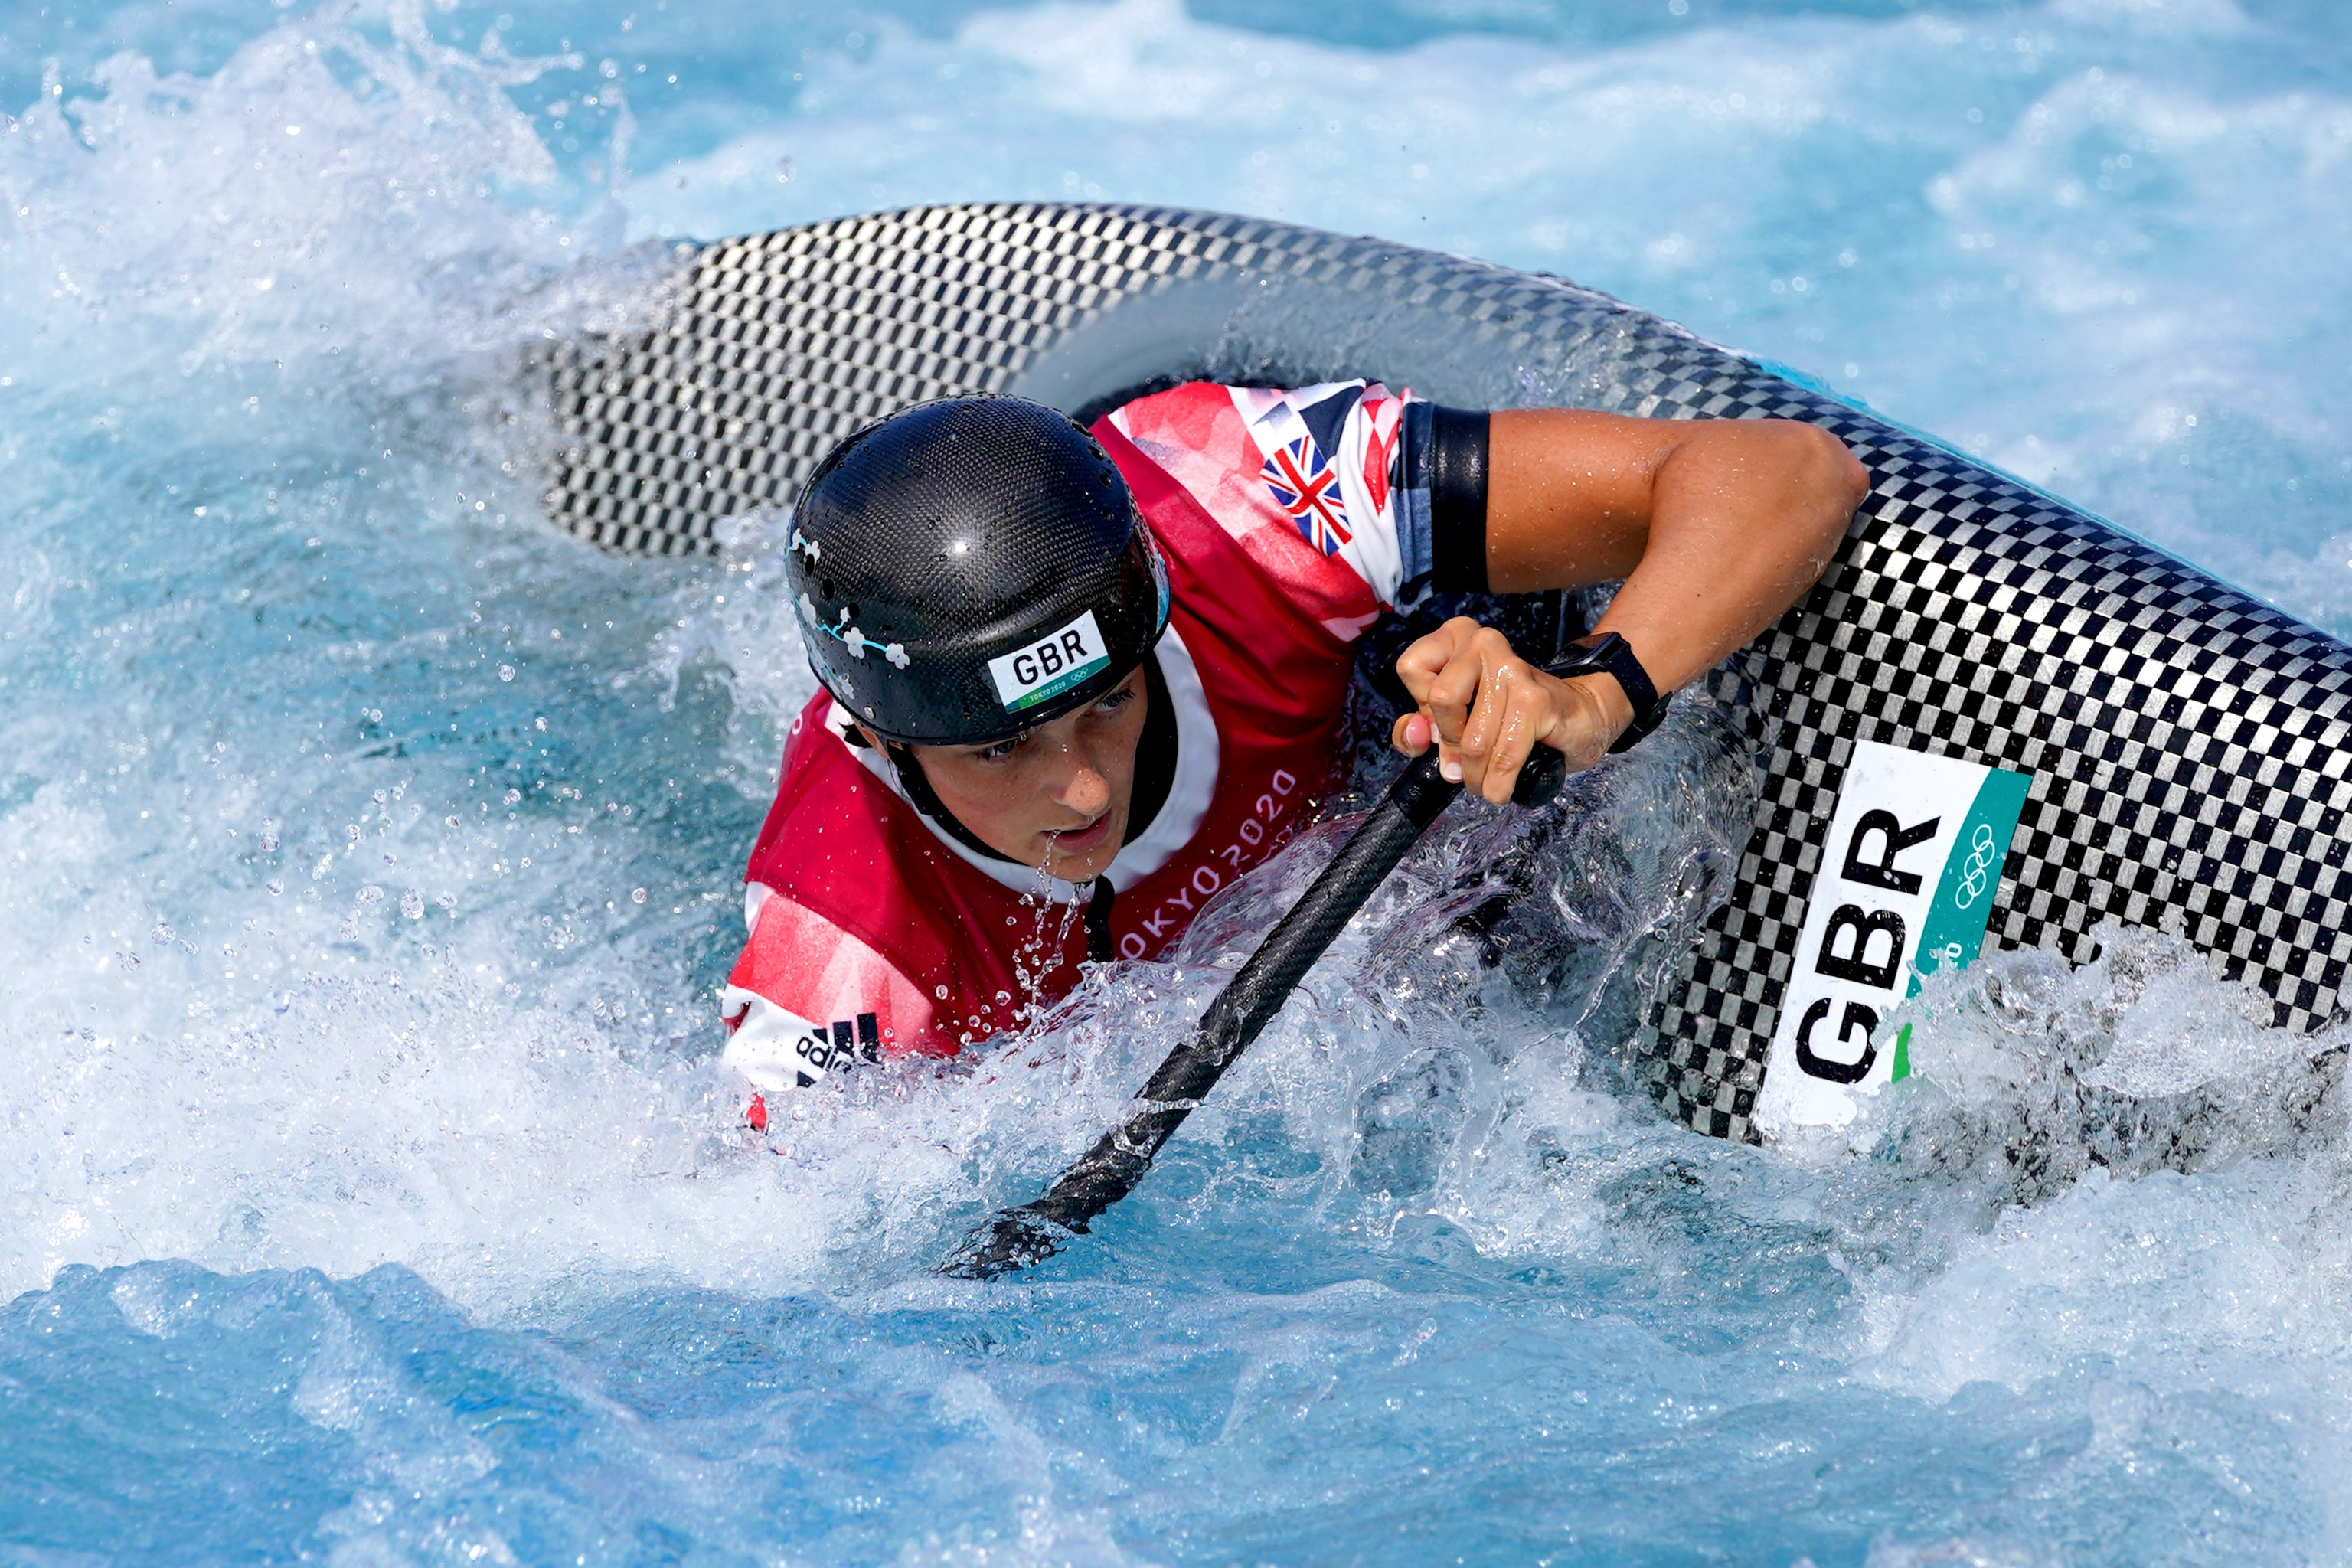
1388 617 1633 804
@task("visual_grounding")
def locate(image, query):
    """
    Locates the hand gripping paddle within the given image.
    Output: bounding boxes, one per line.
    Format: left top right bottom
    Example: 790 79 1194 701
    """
939 731 1573 1282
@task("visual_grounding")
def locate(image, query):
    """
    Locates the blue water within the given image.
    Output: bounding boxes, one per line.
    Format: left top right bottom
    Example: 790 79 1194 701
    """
5 0 2352 1562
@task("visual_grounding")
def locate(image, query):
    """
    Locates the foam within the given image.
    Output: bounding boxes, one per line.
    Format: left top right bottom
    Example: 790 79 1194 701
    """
5 0 2352 1560
627 0 2352 631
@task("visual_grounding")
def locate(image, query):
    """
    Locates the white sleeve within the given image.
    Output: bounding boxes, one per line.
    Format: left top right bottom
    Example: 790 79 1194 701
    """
1227 381 1414 606
720 989 853 1093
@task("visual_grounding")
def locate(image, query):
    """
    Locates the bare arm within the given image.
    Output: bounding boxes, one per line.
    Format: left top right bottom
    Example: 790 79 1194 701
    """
1393 410 1868 802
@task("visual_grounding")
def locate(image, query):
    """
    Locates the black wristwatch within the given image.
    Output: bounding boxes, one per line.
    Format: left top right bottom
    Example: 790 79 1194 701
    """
1545 632 1669 755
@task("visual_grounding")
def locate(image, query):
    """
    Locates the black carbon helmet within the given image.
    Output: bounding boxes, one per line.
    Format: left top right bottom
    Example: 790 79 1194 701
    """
786 395 1170 746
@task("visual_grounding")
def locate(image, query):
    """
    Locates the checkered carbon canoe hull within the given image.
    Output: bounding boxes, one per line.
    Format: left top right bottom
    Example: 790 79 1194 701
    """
537 201 2352 1142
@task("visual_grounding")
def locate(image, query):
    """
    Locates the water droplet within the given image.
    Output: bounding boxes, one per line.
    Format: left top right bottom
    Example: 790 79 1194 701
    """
498 665 517 682
631 887 648 904
400 889 424 920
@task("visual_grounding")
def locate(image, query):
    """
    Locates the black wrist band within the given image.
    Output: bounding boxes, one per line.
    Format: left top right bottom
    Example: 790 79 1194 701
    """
1426 405 1489 593
1545 632 1669 754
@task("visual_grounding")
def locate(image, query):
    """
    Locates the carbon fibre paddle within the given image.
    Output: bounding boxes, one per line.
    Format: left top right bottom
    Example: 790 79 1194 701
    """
940 737 1569 1282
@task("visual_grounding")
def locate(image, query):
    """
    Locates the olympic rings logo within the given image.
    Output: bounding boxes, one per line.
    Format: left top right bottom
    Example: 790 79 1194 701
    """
1952 822 2001 909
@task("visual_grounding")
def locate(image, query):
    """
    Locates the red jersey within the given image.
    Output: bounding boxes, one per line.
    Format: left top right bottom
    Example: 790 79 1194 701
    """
722 381 1431 1093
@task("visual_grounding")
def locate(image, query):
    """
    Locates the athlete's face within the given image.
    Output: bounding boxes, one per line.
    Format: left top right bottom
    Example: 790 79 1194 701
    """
893 668 1148 882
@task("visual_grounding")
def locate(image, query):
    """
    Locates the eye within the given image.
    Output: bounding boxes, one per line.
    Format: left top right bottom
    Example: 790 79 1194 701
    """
1093 685 1137 714
971 736 1023 763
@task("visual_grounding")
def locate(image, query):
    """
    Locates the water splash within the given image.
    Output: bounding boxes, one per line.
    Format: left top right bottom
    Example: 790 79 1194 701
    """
5 0 2352 1561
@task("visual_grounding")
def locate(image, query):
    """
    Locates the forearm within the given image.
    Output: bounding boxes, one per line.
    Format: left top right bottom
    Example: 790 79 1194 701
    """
1486 410 1867 703
1390 408 1869 802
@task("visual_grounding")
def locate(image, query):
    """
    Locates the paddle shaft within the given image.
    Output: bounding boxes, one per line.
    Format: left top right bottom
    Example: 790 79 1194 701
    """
942 745 1562 1279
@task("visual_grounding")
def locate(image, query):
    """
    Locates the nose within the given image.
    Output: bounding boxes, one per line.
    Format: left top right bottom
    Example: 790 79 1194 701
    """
1056 755 1111 819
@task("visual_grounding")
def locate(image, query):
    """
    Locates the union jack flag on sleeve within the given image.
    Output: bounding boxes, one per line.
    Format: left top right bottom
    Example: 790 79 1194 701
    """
1104 381 1440 645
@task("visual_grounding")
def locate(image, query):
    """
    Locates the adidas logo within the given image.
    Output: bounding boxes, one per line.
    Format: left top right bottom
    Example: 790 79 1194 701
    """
792 1011 880 1087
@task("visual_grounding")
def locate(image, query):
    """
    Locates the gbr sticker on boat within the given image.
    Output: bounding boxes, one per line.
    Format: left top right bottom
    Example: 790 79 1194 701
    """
989 610 1110 713
1755 739 2030 1134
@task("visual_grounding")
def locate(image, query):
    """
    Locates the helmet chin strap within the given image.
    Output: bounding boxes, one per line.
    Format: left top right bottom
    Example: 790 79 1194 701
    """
880 740 1021 865
890 739 1118 964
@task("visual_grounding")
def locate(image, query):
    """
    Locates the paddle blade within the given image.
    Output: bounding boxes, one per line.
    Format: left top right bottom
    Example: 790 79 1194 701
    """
939 1204 1077 1281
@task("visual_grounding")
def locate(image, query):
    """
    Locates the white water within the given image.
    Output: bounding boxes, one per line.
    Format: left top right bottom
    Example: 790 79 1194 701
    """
2 1 2350 1562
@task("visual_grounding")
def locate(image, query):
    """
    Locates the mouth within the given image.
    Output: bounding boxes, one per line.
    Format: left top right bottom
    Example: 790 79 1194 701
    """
1047 812 1115 858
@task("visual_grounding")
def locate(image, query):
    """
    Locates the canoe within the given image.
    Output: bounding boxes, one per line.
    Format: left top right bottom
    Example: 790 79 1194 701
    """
534 201 2352 1142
